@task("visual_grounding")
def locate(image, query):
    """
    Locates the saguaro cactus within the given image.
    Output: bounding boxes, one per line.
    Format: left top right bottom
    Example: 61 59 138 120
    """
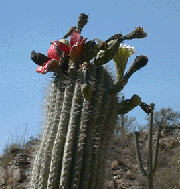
135 103 161 189
30 13 148 189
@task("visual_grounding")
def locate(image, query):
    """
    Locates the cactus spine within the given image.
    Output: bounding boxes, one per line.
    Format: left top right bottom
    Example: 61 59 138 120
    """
30 13 149 189
135 103 161 189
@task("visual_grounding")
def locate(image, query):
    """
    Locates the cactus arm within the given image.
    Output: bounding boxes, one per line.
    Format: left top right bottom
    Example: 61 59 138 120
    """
124 55 148 80
63 26 77 39
63 13 89 39
152 126 161 174
93 39 119 66
139 102 151 114
110 55 148 95
136 103 156 189
93 27 147 67
77 13 89 33
124 27 147 40
80 40 100 63
110 77 128 95
118 94 141 115
134 131 147 176
106 27 147 43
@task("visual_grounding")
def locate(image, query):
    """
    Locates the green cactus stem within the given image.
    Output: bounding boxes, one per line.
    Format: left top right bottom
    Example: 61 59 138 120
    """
63 13 89 38
77 13 89 33
93 39 119 66
135 103 161 189
118 94 141 115
110 55 148 95
29 13 149 189
124 27 147 40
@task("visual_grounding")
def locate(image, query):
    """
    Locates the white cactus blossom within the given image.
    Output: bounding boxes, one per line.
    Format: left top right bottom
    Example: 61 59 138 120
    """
113 44 136 81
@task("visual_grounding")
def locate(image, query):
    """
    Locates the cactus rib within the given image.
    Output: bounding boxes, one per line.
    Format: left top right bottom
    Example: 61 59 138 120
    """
46 66 78 189
59 82 83 188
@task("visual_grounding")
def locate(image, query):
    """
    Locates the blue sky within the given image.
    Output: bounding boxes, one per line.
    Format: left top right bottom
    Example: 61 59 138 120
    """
0 0 180 155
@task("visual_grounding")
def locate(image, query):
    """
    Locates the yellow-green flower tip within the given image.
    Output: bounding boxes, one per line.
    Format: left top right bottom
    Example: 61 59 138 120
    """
113 44 136 81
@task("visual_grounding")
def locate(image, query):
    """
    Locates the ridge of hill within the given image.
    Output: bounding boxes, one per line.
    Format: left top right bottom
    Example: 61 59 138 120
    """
1 127 180 189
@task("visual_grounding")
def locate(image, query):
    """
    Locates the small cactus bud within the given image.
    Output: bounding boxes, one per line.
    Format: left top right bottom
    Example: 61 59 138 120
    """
77 13 89 32
31 50 48 66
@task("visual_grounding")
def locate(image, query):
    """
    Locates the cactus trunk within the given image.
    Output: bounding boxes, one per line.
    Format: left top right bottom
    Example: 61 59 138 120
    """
29 64 118 189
